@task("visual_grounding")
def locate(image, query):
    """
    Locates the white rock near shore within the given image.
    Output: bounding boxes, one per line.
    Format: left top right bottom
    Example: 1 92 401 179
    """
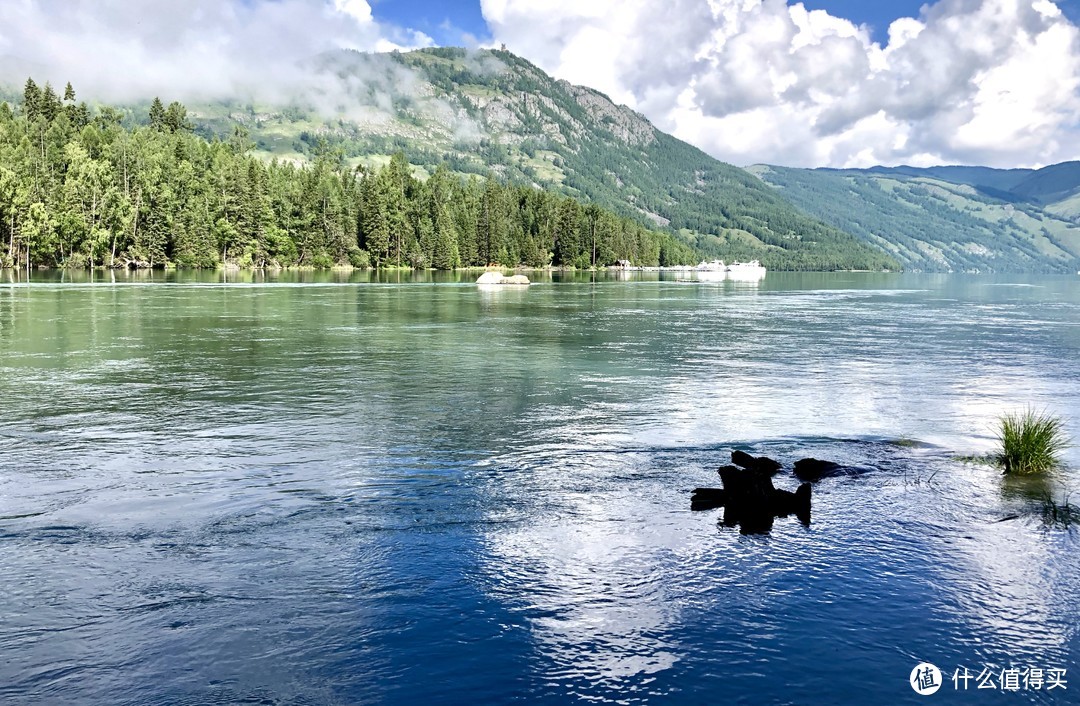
476 272 531 285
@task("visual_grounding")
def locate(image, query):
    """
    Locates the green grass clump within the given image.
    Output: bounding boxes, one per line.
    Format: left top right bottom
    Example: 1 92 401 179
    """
998 409 1069 475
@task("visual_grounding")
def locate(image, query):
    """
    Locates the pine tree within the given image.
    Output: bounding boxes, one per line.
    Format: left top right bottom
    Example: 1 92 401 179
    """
41 83 60 122
384 153 412 266
163 102 192 134
478 178 506 265
23 78 41 121
454 179 480 266
432 203 459 269
360 172 390 266
148 97 166 130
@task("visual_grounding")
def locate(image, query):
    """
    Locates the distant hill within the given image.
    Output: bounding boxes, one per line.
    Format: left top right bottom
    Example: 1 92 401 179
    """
172 48 897 271
843 162 1080 220
750 164 1080 273
862 165 1034 192
1009 161 1080 206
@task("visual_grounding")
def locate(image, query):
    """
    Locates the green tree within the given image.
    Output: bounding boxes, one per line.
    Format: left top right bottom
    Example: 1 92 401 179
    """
163 101 193 134
23 78 42 120
148 97 166 131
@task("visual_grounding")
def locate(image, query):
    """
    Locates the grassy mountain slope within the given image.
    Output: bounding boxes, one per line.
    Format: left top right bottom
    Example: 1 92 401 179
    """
750 165 1080 273
854 162 1080 221
182 48 897 271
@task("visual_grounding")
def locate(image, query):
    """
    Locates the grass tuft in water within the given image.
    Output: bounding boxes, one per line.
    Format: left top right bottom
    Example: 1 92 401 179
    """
998 409 1069 475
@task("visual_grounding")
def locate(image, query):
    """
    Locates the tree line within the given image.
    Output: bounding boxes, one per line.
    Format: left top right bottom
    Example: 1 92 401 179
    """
0 79 695 270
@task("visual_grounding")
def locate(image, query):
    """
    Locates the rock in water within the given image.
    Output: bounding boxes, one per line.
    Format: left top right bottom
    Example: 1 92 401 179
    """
476 271 504 284
697 463 812 534
690 487 727 511
793 458 842 481
731 450 782 475
476 271 531 285
773 483 813 522
793 458 868 481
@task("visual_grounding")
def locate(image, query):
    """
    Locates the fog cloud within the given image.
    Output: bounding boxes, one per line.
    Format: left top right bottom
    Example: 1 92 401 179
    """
0 0 432 104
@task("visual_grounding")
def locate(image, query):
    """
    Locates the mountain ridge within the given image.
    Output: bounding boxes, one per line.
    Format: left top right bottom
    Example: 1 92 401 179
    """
170 47 899 271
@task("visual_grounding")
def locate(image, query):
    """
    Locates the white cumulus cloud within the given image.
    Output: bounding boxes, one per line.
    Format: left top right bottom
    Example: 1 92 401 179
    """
482 0 1080 168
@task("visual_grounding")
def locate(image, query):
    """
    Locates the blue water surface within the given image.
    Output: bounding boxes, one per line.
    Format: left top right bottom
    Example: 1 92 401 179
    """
0 271 1077 705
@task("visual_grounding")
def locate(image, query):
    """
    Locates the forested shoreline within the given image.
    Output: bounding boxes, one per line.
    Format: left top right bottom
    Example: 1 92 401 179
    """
0 80 696 271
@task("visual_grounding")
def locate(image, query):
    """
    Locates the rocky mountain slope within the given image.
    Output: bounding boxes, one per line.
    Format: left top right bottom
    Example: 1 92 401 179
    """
182 48 897 271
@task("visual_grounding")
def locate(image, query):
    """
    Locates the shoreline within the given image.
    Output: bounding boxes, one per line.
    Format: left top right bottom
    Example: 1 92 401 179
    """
0 263 906 275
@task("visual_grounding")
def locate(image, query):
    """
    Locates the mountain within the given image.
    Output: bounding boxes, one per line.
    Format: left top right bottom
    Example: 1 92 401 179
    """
750 163 1080 273
855 162 1080 214
1009 161 1080 216
9 46 1074 273
862 165 1034 193
178 48 897 271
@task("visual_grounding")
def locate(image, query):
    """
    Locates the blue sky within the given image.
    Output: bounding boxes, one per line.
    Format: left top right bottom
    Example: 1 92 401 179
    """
370 0 490 45
798 1 930 41
370 0 992 45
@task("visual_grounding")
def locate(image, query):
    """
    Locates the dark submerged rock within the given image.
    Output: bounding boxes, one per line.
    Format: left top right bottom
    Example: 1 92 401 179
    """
694 461 812 534
731 450 782 475
773 483 812 519
793 458 844 481
690 487 727 511
793 458 871 482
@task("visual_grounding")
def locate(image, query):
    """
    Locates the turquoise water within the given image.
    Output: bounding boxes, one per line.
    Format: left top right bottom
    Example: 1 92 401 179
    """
1 271 1078 704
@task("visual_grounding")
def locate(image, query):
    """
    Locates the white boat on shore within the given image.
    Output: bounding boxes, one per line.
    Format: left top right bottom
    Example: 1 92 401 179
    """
725 260 767 281
609 260 767 281
681 259 767 281
692 259 727 281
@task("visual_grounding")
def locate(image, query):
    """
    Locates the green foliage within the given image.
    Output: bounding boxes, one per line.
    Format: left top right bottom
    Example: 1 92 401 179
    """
311 252 335 269
163 102 193 134
349 248 371 269
148 97 166 130
0 79 681 271
998 409 1069 475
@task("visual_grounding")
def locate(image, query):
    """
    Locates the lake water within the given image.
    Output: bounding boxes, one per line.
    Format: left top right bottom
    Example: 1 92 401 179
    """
1 271 1078 705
